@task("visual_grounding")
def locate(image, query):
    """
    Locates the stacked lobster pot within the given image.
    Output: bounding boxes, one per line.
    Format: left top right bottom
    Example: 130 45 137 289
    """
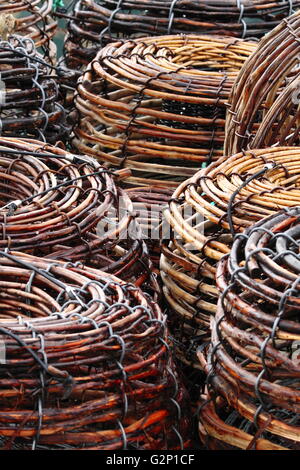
73 35 256 187
0 251 191 450
0 36 67 143
161 147 300 369
61 0 300 77
199 207 300 450
125 186 173 272
0 136 196 450
0 137 159 293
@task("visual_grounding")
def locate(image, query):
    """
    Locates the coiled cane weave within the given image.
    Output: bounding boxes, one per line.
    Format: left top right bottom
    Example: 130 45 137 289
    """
0 251 191 450
199 207 300 450
0 35 66 143
73 35 256 187
161 147 300 368
226 10 300 154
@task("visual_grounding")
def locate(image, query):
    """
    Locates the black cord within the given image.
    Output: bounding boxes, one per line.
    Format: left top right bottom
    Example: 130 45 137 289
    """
0 45 74 76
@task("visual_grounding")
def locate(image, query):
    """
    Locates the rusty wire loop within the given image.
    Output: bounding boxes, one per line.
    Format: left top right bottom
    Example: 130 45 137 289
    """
0 137 158 293
199 206 300 450
161 147 300 369
225 10 300 155
73 35 255 187
0 250 191 450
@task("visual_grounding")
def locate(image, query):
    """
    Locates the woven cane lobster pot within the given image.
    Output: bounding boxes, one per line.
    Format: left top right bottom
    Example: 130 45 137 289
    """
225 10 300 155
0 36 67 143
161 147 300 368
0 0 57 60
73 35 256 187
198 206 300 450
0 250 191 450
0 137 157 292
61 0 300 74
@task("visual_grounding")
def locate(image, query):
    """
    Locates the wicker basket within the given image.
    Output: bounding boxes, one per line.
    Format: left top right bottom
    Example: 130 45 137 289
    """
0 137 158 292
0 250 191 450
198 206 300 450
61 0 299 73
73 35 256 187
161 147 300 368
225 10 300 154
